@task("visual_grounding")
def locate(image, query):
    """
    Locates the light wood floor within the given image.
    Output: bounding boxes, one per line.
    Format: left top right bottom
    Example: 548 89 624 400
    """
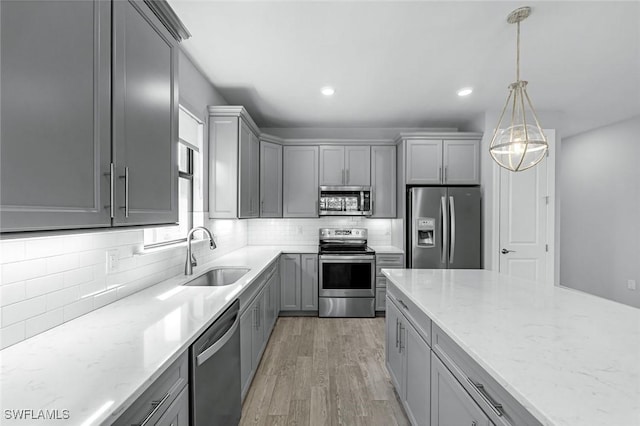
240 317 410 426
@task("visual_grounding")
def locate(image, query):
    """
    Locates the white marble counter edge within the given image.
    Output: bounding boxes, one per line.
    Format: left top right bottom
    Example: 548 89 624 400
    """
382 271 552 426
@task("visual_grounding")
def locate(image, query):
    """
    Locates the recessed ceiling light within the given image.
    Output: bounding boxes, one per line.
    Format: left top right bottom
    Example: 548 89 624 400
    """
321 86 335 96
457 87 473 97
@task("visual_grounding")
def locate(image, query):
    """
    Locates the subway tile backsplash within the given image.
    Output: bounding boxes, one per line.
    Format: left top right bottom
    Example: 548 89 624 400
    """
248 217 393 246
0 219 247 349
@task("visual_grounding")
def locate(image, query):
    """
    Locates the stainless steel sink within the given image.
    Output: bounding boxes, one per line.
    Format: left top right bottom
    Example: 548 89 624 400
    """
183 267 250 287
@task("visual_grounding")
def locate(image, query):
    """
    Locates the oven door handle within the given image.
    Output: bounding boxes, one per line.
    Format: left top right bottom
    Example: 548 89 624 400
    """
319 255 375 262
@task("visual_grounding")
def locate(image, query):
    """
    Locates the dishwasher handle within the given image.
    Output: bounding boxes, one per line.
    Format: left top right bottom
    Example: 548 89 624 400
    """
196 312 240 366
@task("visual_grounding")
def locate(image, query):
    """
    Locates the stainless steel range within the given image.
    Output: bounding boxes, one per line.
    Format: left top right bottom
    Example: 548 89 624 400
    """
318 228 376 317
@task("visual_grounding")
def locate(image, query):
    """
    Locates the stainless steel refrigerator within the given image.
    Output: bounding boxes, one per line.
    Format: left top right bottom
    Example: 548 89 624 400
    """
407 187 481 269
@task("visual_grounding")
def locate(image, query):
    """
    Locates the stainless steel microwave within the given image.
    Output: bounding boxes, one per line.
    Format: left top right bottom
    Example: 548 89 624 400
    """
319 186 372 216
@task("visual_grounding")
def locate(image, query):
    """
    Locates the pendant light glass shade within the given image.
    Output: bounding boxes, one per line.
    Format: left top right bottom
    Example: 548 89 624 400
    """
489 7 548 172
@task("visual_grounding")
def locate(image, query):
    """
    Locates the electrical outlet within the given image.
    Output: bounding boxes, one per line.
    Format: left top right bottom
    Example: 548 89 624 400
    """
106 249 119 274
627 279 637 291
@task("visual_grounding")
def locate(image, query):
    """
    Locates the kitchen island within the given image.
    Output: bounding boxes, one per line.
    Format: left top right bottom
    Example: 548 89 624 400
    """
382 268 640 426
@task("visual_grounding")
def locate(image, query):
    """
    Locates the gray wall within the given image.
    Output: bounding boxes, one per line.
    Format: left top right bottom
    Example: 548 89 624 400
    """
179 49 227 119
178 49 228 214
560 116 640 308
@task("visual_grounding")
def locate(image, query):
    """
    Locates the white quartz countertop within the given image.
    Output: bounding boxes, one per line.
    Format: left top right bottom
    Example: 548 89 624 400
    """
370 245 404 254
382 268 640 426
0 246 312 426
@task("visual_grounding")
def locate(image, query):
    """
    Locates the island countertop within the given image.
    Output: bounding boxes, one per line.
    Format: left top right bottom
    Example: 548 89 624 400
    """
381 268 640 426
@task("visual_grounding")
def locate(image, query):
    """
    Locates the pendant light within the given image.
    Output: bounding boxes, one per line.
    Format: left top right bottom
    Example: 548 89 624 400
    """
489 7 548 172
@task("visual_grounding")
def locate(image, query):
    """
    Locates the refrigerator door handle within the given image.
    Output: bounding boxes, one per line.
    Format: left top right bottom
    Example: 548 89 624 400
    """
449 195 456 264
441 196 448 264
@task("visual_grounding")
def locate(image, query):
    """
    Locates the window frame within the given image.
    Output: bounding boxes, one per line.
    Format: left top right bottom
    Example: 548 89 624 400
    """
143 106 203 249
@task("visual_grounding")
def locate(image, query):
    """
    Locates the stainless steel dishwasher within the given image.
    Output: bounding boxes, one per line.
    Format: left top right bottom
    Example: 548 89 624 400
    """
190 299 241 425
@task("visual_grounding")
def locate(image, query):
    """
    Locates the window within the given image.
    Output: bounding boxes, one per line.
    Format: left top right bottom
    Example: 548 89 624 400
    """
144 106 204 247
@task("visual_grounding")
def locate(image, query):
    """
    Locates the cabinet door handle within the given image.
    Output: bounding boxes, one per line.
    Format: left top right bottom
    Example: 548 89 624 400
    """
467 378 504 417
261 199 264 215
439 167 442 183
395 318 399 348
119 167 129 218
399 323 405 353
444 166 447 182
106 163 115 218
135 391 171 426
398 299 409 311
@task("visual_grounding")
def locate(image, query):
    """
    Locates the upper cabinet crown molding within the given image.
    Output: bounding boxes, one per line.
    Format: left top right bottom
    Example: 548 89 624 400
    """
208 106 261 136
143 0 191 42
259 133 286 145
394 132 483 143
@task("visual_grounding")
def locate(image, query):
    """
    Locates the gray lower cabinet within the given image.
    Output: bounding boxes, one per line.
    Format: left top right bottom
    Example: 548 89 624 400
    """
240 266 279 400
280 254 301 310
0 0 112 232
283 146 319 217
112 0 179 226
300 254 319 310
156 386 189 426
114 352 189 426
431 354 492 426
371 146 397 218
386 296 431 426
260 141 283 217
375 253 404 311
240 287 267 399
280 254 318 312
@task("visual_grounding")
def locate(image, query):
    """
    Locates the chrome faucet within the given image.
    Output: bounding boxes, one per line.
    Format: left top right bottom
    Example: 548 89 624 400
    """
185 226 216 275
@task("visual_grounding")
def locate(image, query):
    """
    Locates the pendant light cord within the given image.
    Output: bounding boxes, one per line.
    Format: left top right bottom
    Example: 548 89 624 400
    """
516 21 521 81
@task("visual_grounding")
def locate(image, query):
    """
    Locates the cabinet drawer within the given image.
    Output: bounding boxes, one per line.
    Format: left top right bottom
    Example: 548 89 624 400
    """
376 254 404 276
376 277 387 288
432 325 542 426
386 288 431 347
114 352 188 426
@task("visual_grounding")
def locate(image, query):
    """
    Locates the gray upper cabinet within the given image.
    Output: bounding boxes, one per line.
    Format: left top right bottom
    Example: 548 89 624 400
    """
345 146 371 185
238 120 260 218
1 0 186 232
259 141 283 218
443 140 480 185
283 146 319 217
406 140 443 185
112 0 178 226
431 354 492 426
0 0 112 232
406 137 480 185
319 145 370 186
208 107 261 219
319 146 345 185
300 254 318 311
370 146 396 218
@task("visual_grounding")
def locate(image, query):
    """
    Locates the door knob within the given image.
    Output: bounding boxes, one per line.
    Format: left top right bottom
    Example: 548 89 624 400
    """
501 248 516 254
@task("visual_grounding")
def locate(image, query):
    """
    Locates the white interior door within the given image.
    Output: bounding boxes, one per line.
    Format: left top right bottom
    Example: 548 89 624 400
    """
499 130 555 284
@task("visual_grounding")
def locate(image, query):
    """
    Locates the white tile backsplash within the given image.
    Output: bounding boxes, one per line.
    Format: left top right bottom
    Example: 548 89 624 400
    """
247 217 393 246
0 218 247 349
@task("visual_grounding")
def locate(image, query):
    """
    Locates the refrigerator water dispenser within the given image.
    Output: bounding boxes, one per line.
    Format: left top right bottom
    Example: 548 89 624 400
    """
416 218 435 247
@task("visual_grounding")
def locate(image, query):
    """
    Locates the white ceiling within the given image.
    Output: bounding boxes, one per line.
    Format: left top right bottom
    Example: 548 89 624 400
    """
169 0 640 137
